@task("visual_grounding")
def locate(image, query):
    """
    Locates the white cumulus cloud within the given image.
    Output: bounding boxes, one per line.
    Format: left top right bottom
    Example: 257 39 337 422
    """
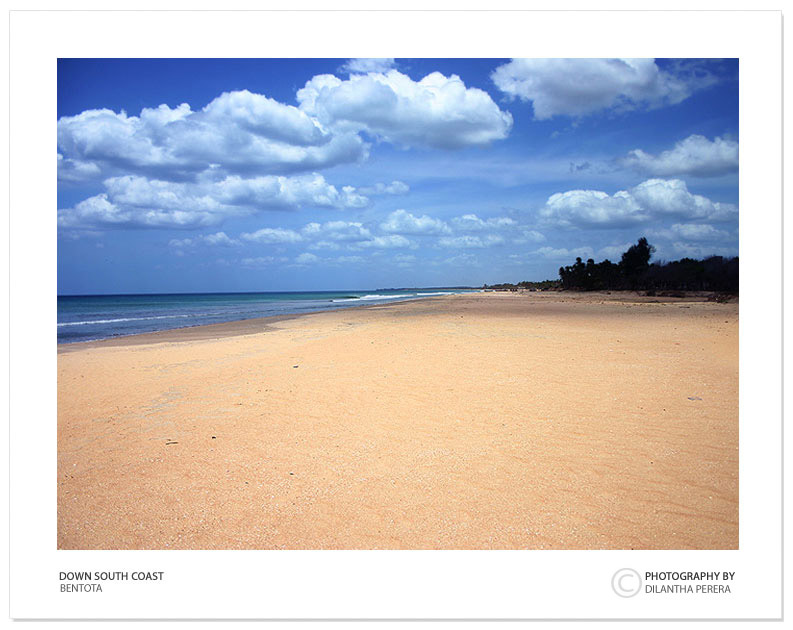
57 153 102 183
58 193 219 230
216 174 369 209
630 179 736 221
57 94 369 183
540 178 737 228
58 173 369 230
621 135 738 177
297 70 513 149
491 58 711 120
541 189 647 228
202 89 327 146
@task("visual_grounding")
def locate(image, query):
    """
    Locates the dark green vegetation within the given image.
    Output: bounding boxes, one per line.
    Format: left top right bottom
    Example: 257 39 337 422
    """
483 238 738 294
558 238 738 293
483 279 561 291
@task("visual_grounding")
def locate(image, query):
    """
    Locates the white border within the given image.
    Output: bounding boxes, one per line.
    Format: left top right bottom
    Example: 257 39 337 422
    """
8 8 782 621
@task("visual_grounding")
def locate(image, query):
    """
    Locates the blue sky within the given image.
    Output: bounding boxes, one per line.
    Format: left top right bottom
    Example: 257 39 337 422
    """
57 58 738 294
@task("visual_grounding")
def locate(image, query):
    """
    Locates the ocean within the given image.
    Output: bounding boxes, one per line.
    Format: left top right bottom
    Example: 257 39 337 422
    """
57 289 475 344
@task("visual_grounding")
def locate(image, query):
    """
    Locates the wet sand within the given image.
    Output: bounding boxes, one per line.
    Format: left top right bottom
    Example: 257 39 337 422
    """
57 291 738 549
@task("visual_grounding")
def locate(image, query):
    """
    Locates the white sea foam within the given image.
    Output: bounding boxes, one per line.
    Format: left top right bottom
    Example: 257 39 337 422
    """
57 314 194 327
331 291 456 303
359 293 413 300
332 293 410 303
58 290 467 343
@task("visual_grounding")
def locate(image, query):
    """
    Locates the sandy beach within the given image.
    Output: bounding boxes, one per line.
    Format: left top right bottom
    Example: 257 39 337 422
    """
57 291 738 550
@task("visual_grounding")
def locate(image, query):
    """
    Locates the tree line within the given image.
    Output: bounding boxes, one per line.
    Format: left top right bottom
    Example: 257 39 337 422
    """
558 237 738 293
483 279 561 291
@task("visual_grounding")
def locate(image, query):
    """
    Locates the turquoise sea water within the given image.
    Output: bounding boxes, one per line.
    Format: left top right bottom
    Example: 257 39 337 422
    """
57 289 475 344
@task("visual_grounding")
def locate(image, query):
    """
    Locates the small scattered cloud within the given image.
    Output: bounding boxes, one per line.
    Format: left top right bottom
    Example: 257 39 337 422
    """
332 255 365 264
357 234 416 249
358 180 410 195
596 242 635 261
301 220 372 241
340 58 397 74
241 227 304 244
393 253 416 268
438 234 504 249
669 223 733 241
202 231 239 246
240 256 278 268
438 252 481 267
569 161 592 173
450 213 516 232
380 209 450 235
664 241 738 260
289 252 366 267
307 240 342 251
294 252 320 265
647 223 733 243
512 229 546 245
56 227 103 241
534 246 595 260
183 212 547 260
169 231 240 252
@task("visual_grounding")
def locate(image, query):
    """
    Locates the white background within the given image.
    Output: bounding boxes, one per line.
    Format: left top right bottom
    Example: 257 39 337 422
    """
5 3 784 624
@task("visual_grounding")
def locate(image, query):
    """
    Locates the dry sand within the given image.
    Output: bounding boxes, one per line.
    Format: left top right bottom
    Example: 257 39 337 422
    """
57 292 738 549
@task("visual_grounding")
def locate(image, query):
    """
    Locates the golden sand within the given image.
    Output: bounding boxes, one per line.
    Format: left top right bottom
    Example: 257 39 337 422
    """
57 292 738 549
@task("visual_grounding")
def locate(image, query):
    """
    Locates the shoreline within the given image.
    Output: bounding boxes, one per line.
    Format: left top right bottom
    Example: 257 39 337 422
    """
56 293 465 353
58 291 738 549
57 290 729 353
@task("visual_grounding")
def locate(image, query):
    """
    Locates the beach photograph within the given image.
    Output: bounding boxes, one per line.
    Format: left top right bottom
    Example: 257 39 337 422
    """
57 57 739 551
